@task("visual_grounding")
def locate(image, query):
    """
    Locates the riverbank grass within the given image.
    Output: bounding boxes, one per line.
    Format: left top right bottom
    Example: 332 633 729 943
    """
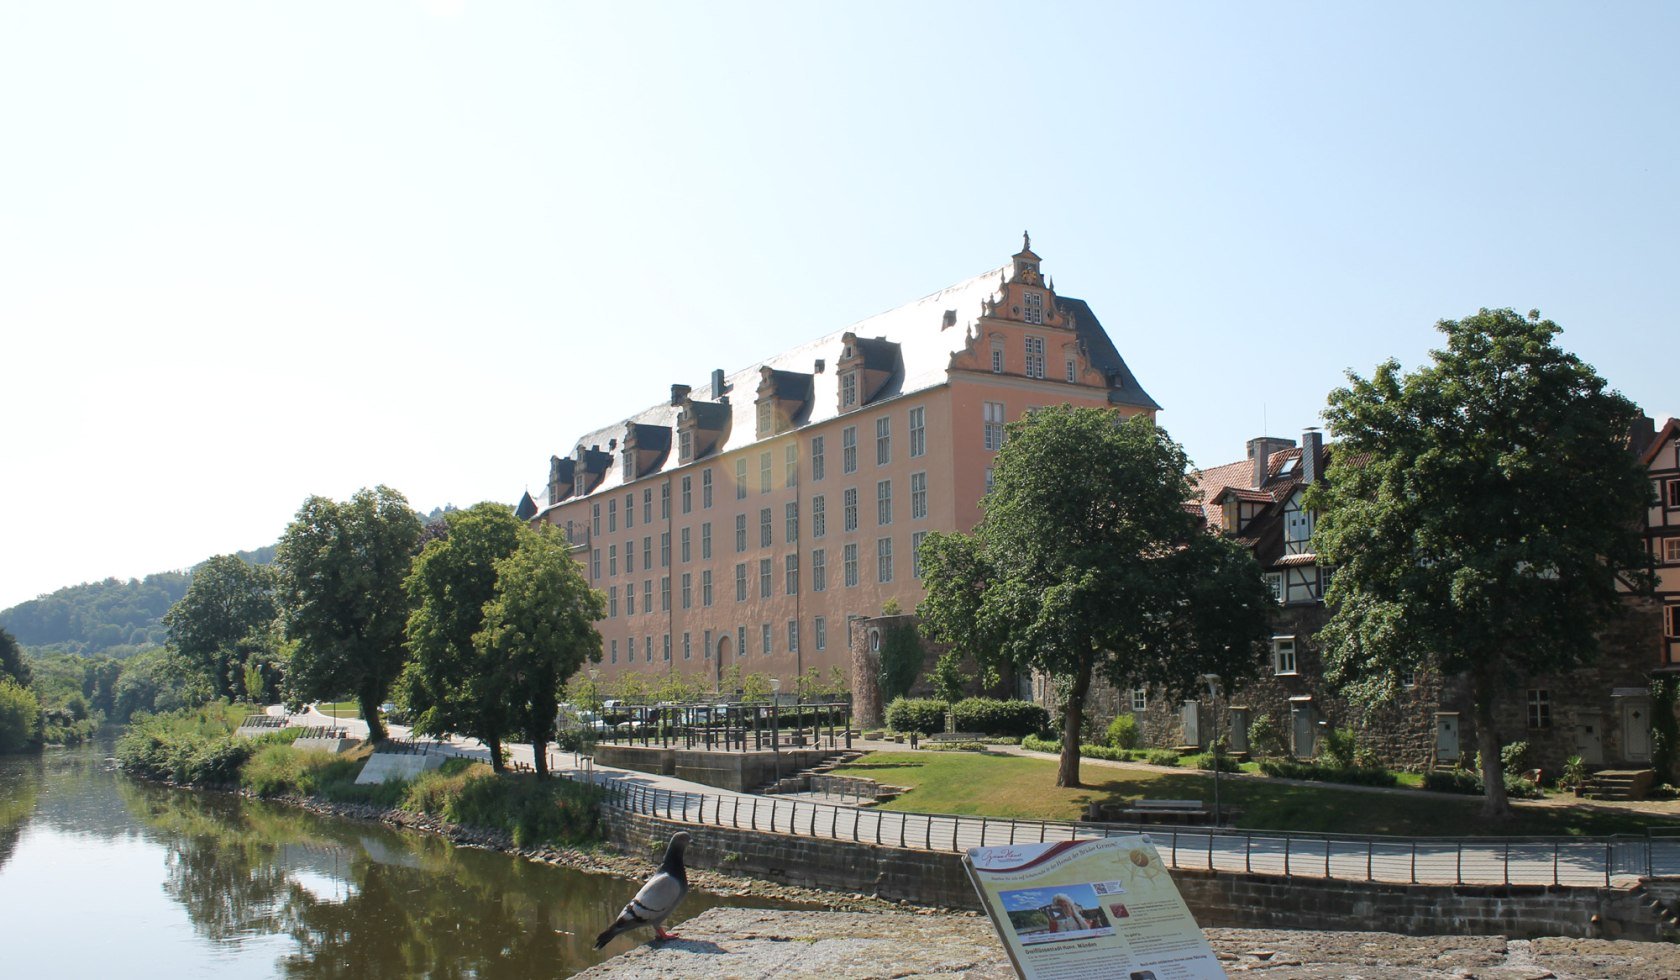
839 751 1680 837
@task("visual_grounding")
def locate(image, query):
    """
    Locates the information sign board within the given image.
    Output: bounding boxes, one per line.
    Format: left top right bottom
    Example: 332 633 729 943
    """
964 835 1225 980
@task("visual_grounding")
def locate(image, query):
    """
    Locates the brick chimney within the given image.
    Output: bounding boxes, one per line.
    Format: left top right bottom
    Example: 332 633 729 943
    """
1302 428 1323 485
1246 436 1296 488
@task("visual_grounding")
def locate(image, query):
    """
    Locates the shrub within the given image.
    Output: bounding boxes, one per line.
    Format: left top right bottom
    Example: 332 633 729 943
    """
1022 734 1060 754
1184 752 1241 772
1143 749 1182 767
885 697 949 735
951 698 1050 739
1260 758 1398 787
1106 714 1139 750
1318 728 1359 769
1423 769 1482 795
0 679 41 753
409 762 602 847
1247 710 1288 758
242 743 309 797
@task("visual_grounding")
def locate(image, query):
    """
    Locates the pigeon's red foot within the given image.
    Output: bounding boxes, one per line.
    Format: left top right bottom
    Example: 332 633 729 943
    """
654 927 681 941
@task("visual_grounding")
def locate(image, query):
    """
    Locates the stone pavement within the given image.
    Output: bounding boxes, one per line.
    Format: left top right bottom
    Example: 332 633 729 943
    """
576 908 1680 979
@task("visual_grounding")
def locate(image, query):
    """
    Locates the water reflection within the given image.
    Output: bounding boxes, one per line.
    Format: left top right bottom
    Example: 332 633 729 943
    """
0 744 808 977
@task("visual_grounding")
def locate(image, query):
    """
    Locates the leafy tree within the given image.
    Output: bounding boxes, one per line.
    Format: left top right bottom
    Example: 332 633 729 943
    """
275 486 423 743
473 525 605 778
0 679 41 753
931 651 971 705
1308 308 1653 818
0 628 29 688
919 407 1271 787
401 503 526 772
164 555 279 700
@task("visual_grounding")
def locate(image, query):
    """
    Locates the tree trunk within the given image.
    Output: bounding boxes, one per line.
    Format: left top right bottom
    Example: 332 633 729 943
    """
487 735 505 774
359 692 386 743
531 736 548 779
1057 652 1094 788
1472 669 1510 820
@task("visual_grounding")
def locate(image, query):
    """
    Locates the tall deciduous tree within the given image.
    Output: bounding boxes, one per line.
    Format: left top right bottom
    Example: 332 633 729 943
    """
920 407 1271 787
474 525 605 778
0 628 30 688
163 555 278 701
402 503 526 772
275 486 422 742
1308 309 1653 818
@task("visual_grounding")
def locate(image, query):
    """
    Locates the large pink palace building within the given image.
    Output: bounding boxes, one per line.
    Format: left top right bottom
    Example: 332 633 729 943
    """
522 238 1158 689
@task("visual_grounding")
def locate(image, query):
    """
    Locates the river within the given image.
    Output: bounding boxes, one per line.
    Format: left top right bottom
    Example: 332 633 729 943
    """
0 741 801 978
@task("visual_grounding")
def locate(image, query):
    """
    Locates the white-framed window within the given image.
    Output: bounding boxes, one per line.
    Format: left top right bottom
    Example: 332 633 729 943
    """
592 503 601 536
681 476 692 513
1024 291 1043 325
991 343 1004 373
1665 604 1680 640
701 569 713 607
610 639 618 664
876 416 891 465
844 487 858 532
985 467 995 494
702 467 713 508
842 426 858 473
912 530 927 578
680 528 690 563
644 579 653 615
841 371 857 407
909 406 926 458
678 429 693 464
625 541 635 574
608 586 618 618
662 633 671 662
877 479 893 526
643 489 653 524
738 626 747 658
788 620 799 653
877 537 894 583
1265 572 1284 603
1285 506 1313 554
1528 689 1552 729
757 400 773 438
1664 537 1680 565
591 549 601 579
1272 635 1297 676
759 558 772 598
815 617 827 651
760 507 773 548
703 629 713 660
1065 357 1077 383
683 632 692 660
1131 688 1147 712
812 548 827 592
608 544 617 576
626 583 635 615
1024 336 1045 377
660 575 670 612
811 436 825 482
785 553 799 595
812 495 827 538
701 522 712 559
786 501 798 542
736 458 748 499
660 532 670 568
911 472 927 520
1667 478 1680 508
660 482 669 520
844 542 859 587
624 493 634 529
681 572 692 609
759 451 772 493
735 563 747 601
785 444 798 487
1401 671 1417 689
762 623 773 655
984 402 1005 451
735 514 747 552
608 498 617 532
645 636 652 662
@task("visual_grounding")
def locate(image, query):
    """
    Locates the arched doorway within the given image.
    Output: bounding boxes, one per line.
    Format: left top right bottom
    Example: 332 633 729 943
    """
715 633 732 692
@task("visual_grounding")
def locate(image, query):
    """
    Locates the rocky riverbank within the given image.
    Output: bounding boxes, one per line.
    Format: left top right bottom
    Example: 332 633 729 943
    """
577 908 1680 979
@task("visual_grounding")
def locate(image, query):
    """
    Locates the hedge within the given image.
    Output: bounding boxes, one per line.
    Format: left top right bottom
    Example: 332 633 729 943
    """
885 697 949 735
950 697 1050 739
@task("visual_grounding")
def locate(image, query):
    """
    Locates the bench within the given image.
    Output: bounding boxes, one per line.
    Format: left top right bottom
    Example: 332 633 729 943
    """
1120 799 1211 825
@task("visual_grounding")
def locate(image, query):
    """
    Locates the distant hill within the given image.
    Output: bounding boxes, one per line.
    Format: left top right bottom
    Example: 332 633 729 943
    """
0 544 278 658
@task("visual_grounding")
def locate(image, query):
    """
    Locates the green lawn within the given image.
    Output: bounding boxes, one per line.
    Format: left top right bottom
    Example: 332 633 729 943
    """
837 751 1679 838
317 701 362 719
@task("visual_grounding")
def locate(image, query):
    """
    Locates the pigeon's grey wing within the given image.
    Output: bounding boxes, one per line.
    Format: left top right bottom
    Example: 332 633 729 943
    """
628 871 685 923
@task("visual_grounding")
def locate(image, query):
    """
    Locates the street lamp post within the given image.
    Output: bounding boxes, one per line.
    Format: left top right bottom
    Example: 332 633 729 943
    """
1201 674 1223 826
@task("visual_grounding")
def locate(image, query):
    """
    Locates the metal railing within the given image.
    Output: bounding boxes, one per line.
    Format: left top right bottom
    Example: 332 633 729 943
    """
575 775 1673 889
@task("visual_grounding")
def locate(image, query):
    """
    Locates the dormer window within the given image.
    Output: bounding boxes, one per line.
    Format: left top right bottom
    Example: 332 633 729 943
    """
679 430 693 464
757 401 773 438
1024 291 1044 325
991 343 1003 373
841 372 857 407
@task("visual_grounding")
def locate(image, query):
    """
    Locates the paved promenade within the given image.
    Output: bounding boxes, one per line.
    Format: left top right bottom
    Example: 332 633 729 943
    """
282 705 1680 888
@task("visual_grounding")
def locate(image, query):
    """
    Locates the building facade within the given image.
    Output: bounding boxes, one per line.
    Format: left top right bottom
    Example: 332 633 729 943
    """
529 238 1158 691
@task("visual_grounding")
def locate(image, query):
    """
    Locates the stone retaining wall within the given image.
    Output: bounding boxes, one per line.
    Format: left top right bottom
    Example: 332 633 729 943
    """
601 807 1677 940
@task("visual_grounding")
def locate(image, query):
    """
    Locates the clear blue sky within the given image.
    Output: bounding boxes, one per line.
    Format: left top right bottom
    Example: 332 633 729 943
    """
2 2 1675 610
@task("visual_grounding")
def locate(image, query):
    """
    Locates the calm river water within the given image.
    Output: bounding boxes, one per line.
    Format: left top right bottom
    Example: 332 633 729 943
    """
0 741 801 978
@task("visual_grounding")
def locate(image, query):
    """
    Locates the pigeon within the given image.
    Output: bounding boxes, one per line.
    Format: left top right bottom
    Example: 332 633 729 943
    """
593 831 691 949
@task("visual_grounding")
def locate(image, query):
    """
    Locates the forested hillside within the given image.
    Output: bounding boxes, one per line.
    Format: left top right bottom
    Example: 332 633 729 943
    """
0 545 278 657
